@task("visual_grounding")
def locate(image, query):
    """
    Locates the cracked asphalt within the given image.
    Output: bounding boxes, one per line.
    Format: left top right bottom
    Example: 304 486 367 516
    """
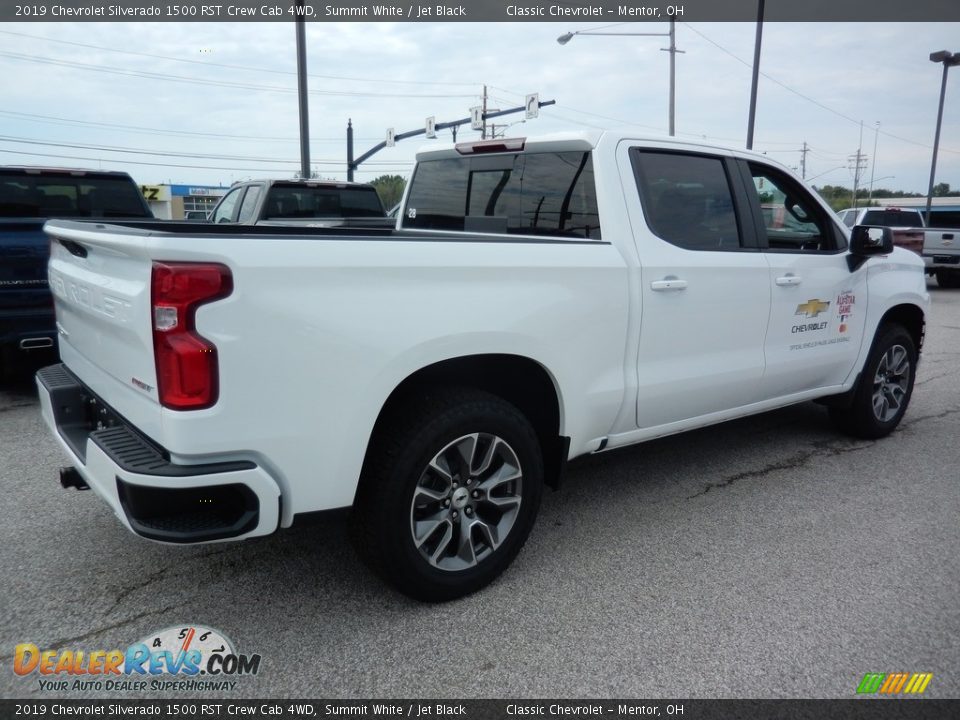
2 281 958 700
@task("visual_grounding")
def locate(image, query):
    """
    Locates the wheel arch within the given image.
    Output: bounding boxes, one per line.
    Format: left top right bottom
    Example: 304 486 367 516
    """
878 302 925 355
364 354 568 491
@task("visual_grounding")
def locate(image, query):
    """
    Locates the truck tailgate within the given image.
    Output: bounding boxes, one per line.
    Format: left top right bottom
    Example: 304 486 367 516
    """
45 222 160 426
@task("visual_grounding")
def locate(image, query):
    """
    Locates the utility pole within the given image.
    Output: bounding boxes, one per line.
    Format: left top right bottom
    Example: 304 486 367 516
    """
800 141 808 180
481 85 488 139
849 121 866 207
848 149 867 208
666 18 678 137
746 0 765 149
868 121 880 202
295 1 310 179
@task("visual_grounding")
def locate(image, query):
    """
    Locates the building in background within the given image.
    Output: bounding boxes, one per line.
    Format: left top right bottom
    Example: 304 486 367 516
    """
140 183 228 219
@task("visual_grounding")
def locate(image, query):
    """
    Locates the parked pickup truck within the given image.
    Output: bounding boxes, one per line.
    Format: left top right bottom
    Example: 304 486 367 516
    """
206 178 394 229
921 225 960 288
38 133 929 601
836 206 925 256
0 167 152 378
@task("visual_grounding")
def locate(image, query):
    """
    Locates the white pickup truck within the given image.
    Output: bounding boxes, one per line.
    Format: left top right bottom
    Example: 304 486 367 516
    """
38 132 929 601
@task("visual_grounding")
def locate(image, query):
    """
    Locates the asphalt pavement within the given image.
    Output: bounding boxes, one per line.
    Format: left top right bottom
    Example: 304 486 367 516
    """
1 282 958 700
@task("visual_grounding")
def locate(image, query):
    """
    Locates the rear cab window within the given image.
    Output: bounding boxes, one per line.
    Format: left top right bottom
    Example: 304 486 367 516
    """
861 209 924 227
263 183 386 219
403 150 601 240
0 172 151 219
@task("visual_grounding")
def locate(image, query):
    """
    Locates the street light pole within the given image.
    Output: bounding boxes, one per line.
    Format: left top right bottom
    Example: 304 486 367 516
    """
926 50 960 225
868 121 880 203
558 21 682 136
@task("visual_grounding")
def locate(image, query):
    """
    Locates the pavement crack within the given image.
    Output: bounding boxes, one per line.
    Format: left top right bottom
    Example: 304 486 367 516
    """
915 371 954 386
104 546 235 616
902 406 960 428
686 450 814 500
686 438 874 500
0 605 177 661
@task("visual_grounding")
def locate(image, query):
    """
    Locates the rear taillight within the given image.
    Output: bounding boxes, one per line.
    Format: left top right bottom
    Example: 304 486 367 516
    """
151 262 232 410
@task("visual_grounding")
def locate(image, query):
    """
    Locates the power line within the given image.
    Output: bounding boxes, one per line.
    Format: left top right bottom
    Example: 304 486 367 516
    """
0 135 411 166
0 110 379 144
0 147 411 173
0 51 478 99
0 29 481 88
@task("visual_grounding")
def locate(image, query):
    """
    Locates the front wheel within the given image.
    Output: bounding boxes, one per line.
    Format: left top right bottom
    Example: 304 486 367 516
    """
353 388 544 601
830 324 917 439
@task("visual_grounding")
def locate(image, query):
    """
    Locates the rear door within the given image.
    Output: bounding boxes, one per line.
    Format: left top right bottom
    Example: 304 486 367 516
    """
626 147 771 428
738 159 867 397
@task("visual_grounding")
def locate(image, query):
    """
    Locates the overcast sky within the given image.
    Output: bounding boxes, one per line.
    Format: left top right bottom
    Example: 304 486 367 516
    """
1 20 958 194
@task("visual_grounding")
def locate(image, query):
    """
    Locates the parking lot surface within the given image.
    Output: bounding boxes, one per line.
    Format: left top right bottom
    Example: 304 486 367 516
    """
2 282 958 699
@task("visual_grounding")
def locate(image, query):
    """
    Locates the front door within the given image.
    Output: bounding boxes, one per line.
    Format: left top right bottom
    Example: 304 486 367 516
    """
741 160 868 398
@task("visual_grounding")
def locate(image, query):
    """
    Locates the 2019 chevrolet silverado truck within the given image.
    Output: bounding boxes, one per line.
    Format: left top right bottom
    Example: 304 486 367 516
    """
0 167 152 378
37 133 929 600
206 178 393 229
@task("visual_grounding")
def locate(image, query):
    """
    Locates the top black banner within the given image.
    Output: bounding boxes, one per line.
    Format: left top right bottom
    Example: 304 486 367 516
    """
3 0 960 22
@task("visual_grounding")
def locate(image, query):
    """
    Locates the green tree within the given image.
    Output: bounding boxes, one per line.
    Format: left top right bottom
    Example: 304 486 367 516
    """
933 182 951 197
369 174 407 210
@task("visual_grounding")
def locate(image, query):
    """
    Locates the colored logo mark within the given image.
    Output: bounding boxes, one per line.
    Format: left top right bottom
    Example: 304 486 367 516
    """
856 672 933 695
795 299 831 318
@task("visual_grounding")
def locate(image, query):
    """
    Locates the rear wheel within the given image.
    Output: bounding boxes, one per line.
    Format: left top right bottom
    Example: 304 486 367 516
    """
353 388 543 601
936 269 960 289
830 324 917 439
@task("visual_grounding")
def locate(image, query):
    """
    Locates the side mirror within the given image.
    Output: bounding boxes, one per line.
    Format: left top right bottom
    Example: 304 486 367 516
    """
847 225 893 271
850 225 893 254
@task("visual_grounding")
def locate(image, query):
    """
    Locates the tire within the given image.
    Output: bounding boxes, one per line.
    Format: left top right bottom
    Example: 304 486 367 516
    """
829 324 917 439
353 387 544 602
936 269 960 289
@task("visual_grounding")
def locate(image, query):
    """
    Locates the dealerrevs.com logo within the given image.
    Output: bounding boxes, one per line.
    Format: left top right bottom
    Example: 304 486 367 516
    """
13 625 261 692
856 672 933 695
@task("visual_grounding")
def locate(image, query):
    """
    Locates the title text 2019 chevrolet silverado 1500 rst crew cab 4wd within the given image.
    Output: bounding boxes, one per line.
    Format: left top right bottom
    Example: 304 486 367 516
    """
38 133 928 601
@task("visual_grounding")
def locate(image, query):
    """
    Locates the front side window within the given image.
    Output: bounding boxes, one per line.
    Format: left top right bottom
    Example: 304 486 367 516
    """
631 150 742 251
404 151 601 239
749 164 843 252
212 187 243 223
237 185 262 223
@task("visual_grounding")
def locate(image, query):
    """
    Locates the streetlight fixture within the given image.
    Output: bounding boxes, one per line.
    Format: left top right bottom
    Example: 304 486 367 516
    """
925 50 960 224
557 21 682 136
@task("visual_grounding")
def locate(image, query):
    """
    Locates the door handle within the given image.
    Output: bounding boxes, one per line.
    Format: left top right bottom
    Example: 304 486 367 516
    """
651 278 688 291
775 275 802 286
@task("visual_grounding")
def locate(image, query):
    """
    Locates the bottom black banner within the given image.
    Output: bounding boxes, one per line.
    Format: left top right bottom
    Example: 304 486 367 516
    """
2 699 957 720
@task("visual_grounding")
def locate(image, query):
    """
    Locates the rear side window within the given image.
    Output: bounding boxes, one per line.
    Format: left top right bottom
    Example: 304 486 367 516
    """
0 173 150 219
631 150 742 251
404 151 601 239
